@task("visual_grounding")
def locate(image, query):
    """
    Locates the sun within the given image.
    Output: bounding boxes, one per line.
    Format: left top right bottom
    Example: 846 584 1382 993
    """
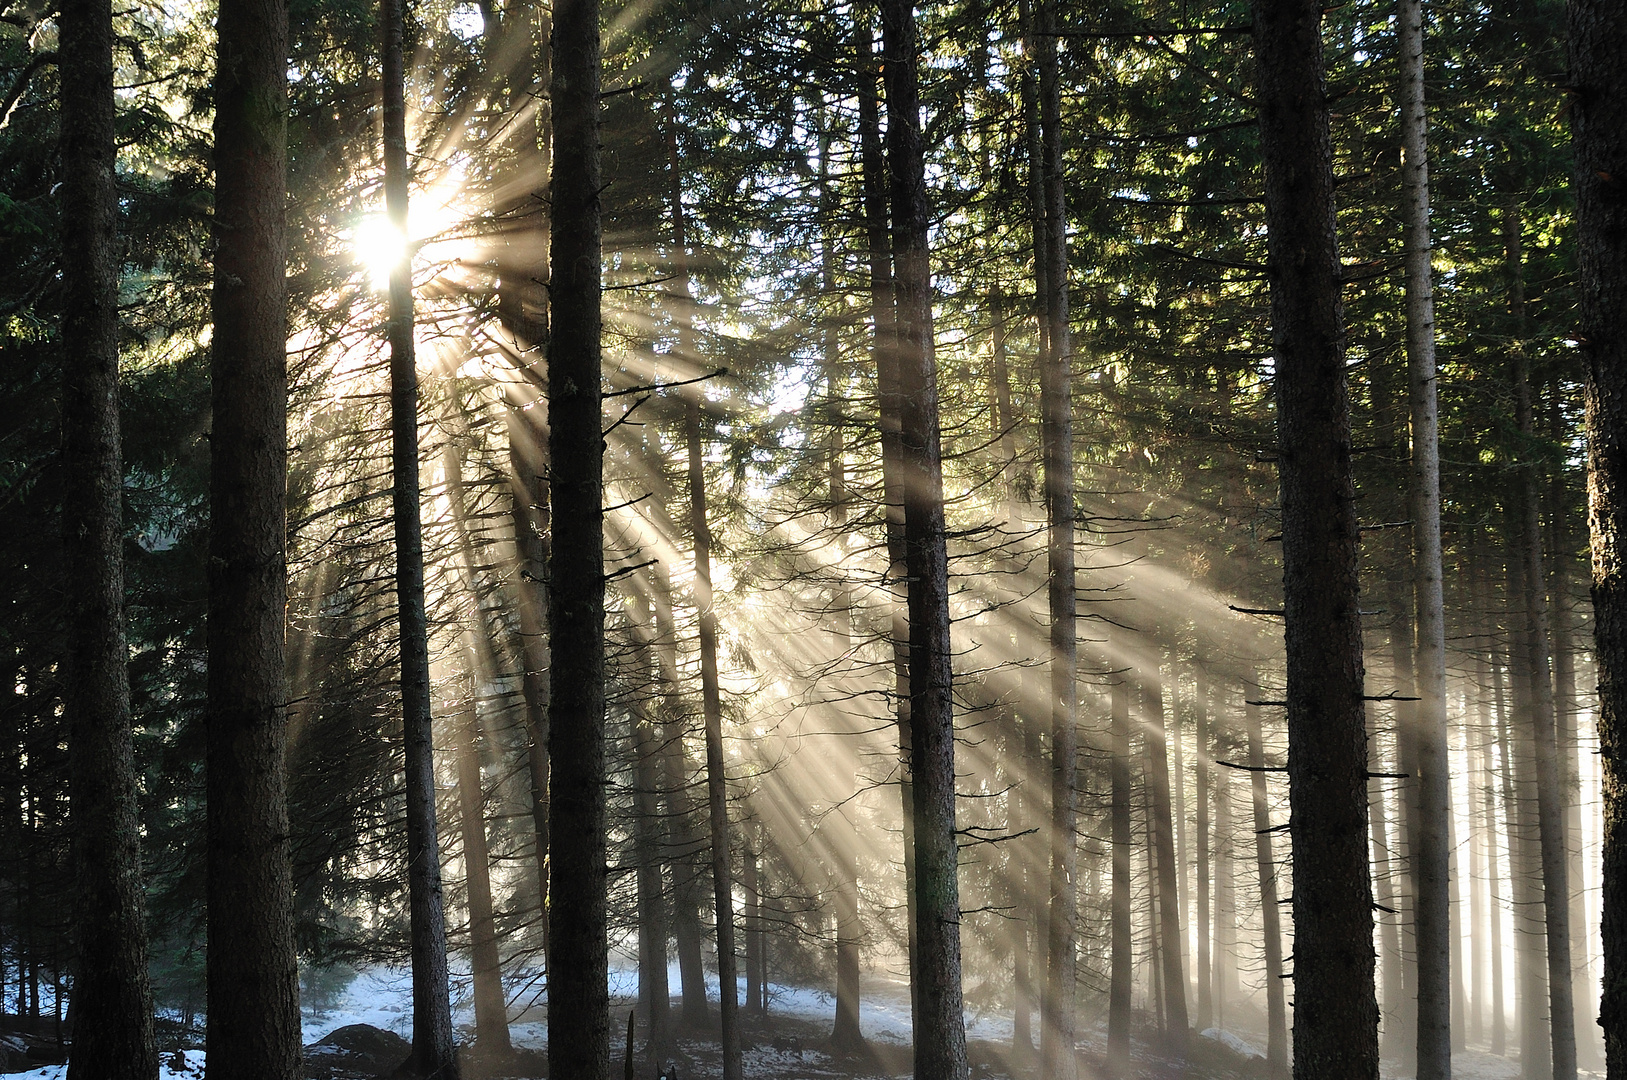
351 213 409 291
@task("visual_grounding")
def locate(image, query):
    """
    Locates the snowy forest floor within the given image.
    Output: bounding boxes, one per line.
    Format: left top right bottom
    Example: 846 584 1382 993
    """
0 964 1603 1080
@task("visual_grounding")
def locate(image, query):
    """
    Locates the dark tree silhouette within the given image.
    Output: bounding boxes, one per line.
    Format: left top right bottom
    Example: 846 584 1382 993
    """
1569 0 1627 1069
546 0 610 1077
205 0 301 1067
60 0 158 1068
1250 0 1379 1074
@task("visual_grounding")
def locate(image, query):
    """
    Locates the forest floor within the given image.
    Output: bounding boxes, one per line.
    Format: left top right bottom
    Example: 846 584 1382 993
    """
0 965 1604 1080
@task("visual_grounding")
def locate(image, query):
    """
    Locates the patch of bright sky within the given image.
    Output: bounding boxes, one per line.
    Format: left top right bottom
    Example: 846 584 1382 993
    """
767 365 813 417
448 2 484 40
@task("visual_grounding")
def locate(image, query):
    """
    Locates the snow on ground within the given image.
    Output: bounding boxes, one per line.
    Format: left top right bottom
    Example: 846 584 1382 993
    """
6 1049 205 1080
5 963 1607 1079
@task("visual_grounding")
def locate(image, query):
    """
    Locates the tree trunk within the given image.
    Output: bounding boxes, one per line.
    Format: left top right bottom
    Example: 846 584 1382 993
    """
1009 706 1035 1058
1399 0 1453 1070
1369 719 1405 1057
818 124 865 1054
1146 784 1166 1035
504 409 552 953
686 396 742 1080
878 0 967 1074
642 421 709 1030
632 661 672 1063
1214 704 1237 1028
858 17 917 1020
1545 462 1592 1067
744 838 765 1017
443 441 513 1057
1250 0 1380 1075
1475 652 1506 1055
1245 672 1288 1079
206 0 301 1065
546 0 610 1074
1495 625 1548 1075
1568 2 1627 1068
1032 4 1078 1078
1107 636 1132 1076
451 664 510 1056
60 0 158 1066
1145 665 1189 1050
1195 669 1213 1033
383 0 459 1065
1506 201 1577 1080
665 105 742 1076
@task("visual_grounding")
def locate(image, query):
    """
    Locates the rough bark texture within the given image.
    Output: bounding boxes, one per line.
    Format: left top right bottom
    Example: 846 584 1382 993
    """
60 0 159 1067
879 0 967 1074
383 0 459 1067
1250 0 1379 1075
1245 674 1288 1079
1568 1 1627 1069
547 0 610 1075
1398 0 1452 1071
206 0 302 1066
1034 3 1078 1077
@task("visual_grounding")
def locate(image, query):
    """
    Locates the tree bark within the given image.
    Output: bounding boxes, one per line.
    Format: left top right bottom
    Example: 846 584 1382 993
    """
504 409 552 947
1245 672 1288 1079
444 440 513 1057
1107 638 1132 1076
383 0 459 1066
1195 669 1212 1033
1145 664 1189 1050
450 664 510 1056
206 0 301 1065
632 647 672 1063
1250 1 1380 1075
858 16 917 1020
1567 2 1627 1069
1495 625 1548 1075
641 418 708 1030
206 0 302 1060
1213 711 1236 1027
666 103 742 1078
1506 200 1577 1080
547 0 610 1073
744 837 764 1017
1033 4 1078 1078
1369 716 1405 1057
1474 652 1506 1055
879 0 967 1073
686 397 742 1080
1398 0 1453 1071
60 0 158 1065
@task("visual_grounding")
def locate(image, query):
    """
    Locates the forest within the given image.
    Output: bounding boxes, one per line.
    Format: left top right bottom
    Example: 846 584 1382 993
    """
2 0 1626 1076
